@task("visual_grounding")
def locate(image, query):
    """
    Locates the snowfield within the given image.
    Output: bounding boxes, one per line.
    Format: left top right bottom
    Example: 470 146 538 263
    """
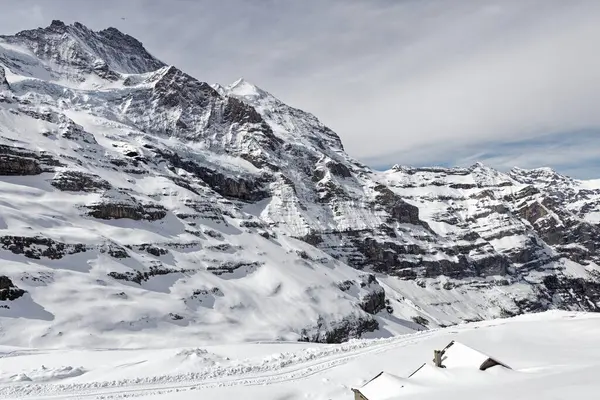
1 311 599 399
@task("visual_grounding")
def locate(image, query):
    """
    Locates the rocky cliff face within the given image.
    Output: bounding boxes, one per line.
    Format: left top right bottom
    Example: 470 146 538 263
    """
0 66 8 91
0 21 598 347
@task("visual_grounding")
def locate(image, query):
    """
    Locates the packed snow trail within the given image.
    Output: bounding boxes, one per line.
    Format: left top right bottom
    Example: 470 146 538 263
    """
0 329 438 399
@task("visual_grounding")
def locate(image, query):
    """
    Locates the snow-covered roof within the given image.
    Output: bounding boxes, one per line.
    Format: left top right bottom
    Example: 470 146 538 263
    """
440 341 511 370
353 341 511 400
355 372 407 400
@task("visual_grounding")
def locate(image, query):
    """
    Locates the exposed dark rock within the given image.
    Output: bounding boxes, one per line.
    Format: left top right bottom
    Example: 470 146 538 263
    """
169 313 184 320
373 184 421 225
0 145 62 175
108 266 189 285
297 232 323 246
0 276 25 301
191 287 224 297
327 161 352 178
423 257 472 279
207 243 235 252
239 219 266 229
0 236 87 260
102 244 129 259
91 59 119 80
316 180 348 203
299 315 379 343
337 280 354 292
0 66 9 91
472 254 510 276
412 315 430 327
51 171 111 192
207 261 262 276
19 109 54 122
518 200 549 225
130 244 169 256
223 96 264 125
511 190 600 265
183 200 225 221
359 285 386 314
449 183 477 189
296 250 310 260
349 236 425 272
337 275 386 314
204 229 223 239
59 118 98 144
542 275 600 311
312 167 326 182
153 66 218 109
155 149 270 202
169 177 202 195
87 198 167 221
0 154 42 175
314 160 353 180
223 97 283 152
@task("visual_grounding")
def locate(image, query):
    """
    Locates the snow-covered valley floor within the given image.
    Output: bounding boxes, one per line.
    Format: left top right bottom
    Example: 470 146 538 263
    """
1 311 599 399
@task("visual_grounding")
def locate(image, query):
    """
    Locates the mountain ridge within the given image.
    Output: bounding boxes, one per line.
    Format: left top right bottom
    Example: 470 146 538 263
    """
0 21 599 348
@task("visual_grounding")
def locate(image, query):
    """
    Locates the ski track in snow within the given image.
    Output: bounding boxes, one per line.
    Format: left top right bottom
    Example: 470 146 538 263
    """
0 330 438 399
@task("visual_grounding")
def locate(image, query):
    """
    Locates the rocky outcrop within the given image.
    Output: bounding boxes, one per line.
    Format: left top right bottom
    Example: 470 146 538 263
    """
153 66 219 110
337 274 387 314
358 275 386 314
223 96 264 125
100 244 130 259
0 236 86 260
156 149 270 202
0 154 42 175
108 266 190 285
0 145 61 175
542 275 600 311
0 66 9 91
373 185 422 225
129 244 169 257
86 193 167 221
299 314 379 344
88 202 166 220
350 236 425 273
0 276 25 301
51 171 111 192
207 261 262 276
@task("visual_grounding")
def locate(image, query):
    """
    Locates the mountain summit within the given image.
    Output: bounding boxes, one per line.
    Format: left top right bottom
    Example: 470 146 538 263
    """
8 20 163 73
0 22 599 348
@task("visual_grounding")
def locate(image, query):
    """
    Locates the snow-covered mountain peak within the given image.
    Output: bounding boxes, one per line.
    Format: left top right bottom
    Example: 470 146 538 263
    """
221 77 345 152
225 77 277 105
227 77 262 95
508 166 572 187
387 162 514 189
0 20 164 82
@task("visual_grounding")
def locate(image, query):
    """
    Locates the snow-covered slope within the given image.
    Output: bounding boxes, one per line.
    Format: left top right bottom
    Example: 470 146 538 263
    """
0 21 599 349
1 311 599 399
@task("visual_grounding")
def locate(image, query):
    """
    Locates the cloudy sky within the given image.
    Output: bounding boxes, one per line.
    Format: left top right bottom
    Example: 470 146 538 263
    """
1 0 600 178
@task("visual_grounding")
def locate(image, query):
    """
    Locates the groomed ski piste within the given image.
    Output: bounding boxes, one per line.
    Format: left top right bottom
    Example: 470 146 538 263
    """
2 311 599 400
